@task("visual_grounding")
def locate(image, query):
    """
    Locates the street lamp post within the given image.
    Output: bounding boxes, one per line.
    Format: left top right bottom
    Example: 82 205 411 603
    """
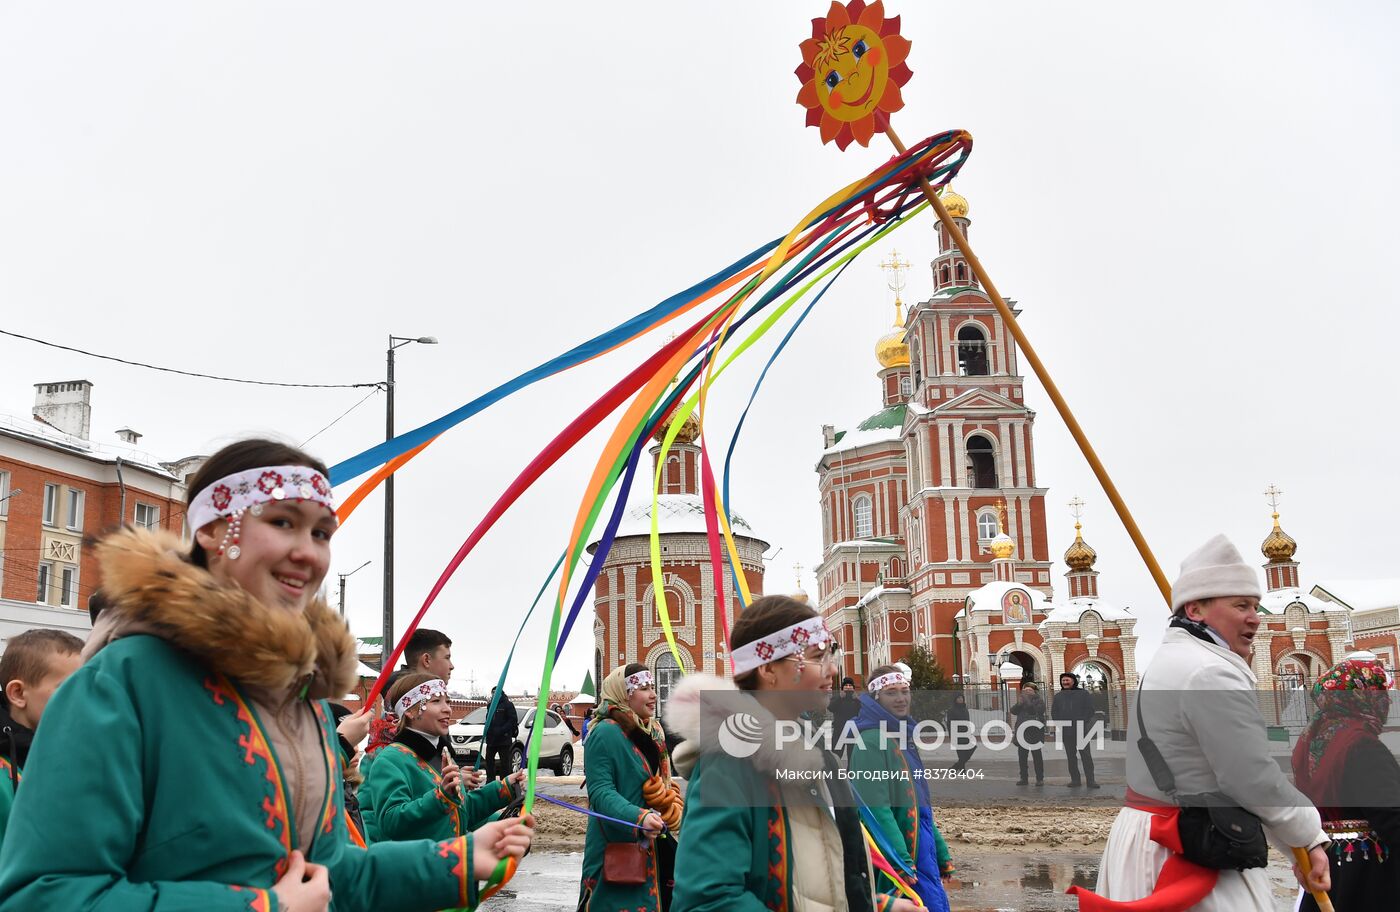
384 334 438 657
338 560 373 617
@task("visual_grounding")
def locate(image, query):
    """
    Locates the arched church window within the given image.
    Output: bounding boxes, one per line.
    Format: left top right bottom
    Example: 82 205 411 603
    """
939 265 950 286
655 652 682 716
977 511 999 541
966 435 998 488
899 375 913 398
955 262 967 283
956 324 990 376
852 495 873 539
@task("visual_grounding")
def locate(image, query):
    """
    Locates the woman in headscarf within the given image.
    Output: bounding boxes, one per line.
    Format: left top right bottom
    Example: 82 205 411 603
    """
579 663 683 912
847 665 952 912
1291 656 1400 910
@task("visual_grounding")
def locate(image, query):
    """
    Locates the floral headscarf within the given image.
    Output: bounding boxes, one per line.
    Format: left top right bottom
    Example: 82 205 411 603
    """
1293 658 1392 806
593 665 662 739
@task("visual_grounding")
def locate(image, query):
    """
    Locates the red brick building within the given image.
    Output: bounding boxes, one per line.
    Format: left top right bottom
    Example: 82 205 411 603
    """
818 189 1089 686
0 381 202 636
589 412 767 717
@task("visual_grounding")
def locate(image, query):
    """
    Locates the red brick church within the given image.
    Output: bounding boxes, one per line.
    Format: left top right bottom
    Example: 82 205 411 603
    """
815 188 1137 689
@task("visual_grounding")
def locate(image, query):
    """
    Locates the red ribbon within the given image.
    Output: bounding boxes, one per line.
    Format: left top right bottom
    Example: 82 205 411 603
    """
1067 790 1218 912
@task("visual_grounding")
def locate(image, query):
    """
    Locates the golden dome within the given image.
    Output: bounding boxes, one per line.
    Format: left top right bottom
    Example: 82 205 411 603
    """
1064 522 1097 571
875 325 910 369
941 185 969 219
1262 513 1298 563
654 409 700 446
989 532 1016 560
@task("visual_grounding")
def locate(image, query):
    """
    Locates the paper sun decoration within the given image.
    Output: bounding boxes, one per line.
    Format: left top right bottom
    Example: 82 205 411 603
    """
795 0 913 150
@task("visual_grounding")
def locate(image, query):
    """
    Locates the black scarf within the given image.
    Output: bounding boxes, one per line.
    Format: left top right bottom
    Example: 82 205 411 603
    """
395 726 447 771
0 700 34 789
1170 615 1223 647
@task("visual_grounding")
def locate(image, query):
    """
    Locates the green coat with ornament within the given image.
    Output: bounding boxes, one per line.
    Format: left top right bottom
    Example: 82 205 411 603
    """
0 528 491 912
579 702 681 912
847 725 952 890
666 674 897 912
0 758 15 850
361 733 514 843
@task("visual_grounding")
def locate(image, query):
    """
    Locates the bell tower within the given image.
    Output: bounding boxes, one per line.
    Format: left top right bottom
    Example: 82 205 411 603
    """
898 187 1053 670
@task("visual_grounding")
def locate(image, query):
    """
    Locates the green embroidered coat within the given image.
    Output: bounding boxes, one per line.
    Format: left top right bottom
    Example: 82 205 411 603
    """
667 674 896 912
361 737 513 843
580 714 671 912
0 758 15 850
0 528 488 912
846 727 951 885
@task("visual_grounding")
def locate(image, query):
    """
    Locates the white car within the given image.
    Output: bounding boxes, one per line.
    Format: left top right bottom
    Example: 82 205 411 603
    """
449 703 575 776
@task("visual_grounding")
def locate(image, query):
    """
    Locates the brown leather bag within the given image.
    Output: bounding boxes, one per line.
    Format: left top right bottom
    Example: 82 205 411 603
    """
603 840 649 884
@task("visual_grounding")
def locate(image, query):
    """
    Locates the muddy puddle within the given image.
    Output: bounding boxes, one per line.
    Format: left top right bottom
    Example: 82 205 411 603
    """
483 850 1302 911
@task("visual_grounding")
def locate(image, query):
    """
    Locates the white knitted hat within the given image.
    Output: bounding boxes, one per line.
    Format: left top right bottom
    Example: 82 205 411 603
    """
1171 533 1262 612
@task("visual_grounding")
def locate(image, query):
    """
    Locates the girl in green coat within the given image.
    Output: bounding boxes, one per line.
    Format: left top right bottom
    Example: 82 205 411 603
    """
846 665 952 911
667 595 919 912
361 672 520 843
0 440 533 912
579 663 684 912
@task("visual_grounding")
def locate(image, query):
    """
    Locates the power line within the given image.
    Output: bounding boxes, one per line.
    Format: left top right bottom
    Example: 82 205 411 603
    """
0 328 382 389
300 387 382 448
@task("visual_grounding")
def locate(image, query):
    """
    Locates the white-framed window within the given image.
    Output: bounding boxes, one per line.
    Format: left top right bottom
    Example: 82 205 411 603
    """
60 565 78 608
899 375 913 398
0 470 10 518
655 651 683 717
977 511 999 541
134 503 159 529
36 561 53 603
42 483 59 527
66 488 85 531
852 495 873 539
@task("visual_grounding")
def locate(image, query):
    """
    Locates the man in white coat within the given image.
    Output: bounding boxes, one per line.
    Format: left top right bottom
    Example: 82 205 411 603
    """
1077 534 1331 911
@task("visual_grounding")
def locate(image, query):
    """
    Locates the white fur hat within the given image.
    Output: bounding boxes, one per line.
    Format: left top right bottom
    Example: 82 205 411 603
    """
1171 533 1262 612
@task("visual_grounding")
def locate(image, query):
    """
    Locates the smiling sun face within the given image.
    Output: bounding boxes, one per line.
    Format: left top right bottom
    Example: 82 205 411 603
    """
796 1 912 150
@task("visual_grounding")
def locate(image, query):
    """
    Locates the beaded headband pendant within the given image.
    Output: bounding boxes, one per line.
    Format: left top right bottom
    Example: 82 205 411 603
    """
187 465 336 560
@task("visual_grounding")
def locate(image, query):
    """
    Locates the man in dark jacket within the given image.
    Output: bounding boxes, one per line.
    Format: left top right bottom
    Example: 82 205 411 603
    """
483 686 519 781
1051 672 1100 788
829 676 861 754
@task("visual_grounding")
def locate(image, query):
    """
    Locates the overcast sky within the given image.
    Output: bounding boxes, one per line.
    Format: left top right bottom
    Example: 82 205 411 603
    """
2 2 1397 694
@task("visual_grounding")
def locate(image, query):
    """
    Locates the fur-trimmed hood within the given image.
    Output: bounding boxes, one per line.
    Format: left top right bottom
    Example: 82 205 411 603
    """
665 673 827 779
86 526 358 699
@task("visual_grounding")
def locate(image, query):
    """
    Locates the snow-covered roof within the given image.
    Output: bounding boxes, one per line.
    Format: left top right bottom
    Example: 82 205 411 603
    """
822 404 907 456
957 581 1049 618
0 411 182 480
1260 588 1345 615
1039 597 1133 628
601 494 762 543
853 584 912 611
829 538 902 550
1310 580 1400 613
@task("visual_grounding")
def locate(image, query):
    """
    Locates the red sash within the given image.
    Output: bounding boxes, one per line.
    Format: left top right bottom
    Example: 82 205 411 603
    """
1067 789 1218 911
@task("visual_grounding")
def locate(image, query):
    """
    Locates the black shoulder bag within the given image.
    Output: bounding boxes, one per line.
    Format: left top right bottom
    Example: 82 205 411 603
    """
1135 677 1269 870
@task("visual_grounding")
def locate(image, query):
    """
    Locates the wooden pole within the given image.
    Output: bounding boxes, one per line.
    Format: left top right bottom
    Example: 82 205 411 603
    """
1291 847 1335 912
884 126 1173 607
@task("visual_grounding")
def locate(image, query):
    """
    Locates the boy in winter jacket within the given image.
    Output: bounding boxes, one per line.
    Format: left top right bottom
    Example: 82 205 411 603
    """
0 629 83 846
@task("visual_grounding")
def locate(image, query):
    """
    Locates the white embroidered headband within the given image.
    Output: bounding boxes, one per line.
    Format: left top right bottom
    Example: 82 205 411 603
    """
625 670 654 693
731 617 833 676
188 465 336 560
868 671 910 693
395 678 448 717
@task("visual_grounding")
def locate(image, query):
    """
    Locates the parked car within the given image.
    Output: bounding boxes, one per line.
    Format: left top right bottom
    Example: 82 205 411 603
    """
449 703 575 776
